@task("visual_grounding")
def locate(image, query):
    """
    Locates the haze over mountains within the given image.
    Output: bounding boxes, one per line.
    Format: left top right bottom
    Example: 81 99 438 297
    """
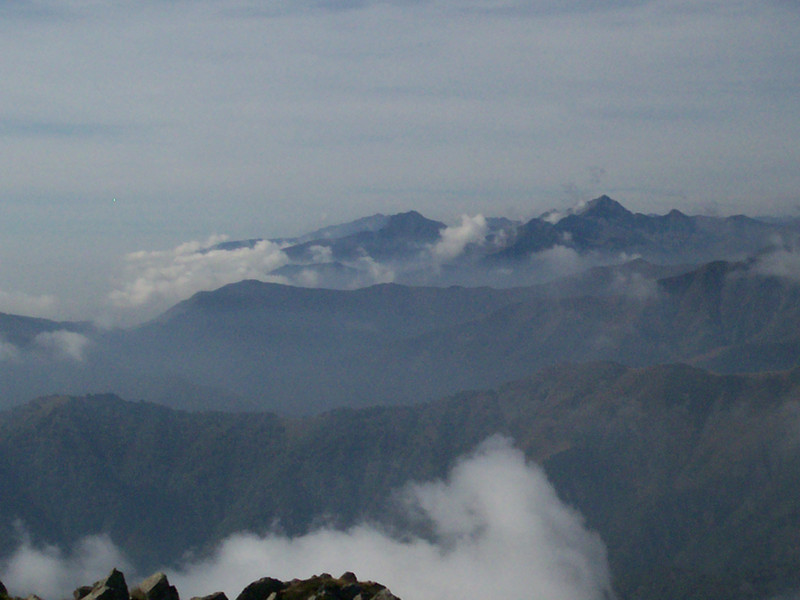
202 195 799 292
3 196 800 599
2 197 800 413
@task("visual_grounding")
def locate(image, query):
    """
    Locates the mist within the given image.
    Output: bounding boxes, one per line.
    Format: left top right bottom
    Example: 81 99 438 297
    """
1 437 612 600
1 532 132 600
106 236 291 324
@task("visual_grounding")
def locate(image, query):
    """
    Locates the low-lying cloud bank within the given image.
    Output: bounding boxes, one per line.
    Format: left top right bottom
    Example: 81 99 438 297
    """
752 246 800 282
1 533 132 600
0 331 91 363
33 331 91 362
1 437 612 600
107 236 291 322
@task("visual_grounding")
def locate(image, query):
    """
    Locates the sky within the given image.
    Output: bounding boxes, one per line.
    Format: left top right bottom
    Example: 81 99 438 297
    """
1 0 800 321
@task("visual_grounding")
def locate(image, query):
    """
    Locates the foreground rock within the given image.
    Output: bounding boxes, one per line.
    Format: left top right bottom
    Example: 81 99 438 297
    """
74 569 129 600
0 570 399 600
234 572 399 600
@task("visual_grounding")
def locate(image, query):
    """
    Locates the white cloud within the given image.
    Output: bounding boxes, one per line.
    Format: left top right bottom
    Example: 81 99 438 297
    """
0 437 611 600
2 1 800 322
529 244 588 279
349 255 396 287
0 290 58 319
1 532 133 600
308 245 334 263
430 214 488 262
0 337 20 361
107 236 290 319
33 330 91 361
609 269 658 301
752 247 800 282
169 436 611 600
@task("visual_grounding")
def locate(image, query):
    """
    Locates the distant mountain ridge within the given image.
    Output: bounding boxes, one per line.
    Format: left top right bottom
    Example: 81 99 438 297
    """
4 196 800 600
5 251 800 413
283 211 446 262
496 195 783 263
205 196 800 291
103 253 800 412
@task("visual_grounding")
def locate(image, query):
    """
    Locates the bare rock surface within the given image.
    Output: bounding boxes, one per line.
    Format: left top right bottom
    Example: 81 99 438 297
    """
4 570 399 600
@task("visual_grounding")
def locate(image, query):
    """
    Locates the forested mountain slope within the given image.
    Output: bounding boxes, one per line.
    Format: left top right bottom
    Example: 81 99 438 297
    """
2 362 799 599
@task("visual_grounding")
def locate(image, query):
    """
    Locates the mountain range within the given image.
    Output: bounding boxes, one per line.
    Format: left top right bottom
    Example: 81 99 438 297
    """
207 195 800 290
2 362 799 599
3 196 800 599
3 250 800 414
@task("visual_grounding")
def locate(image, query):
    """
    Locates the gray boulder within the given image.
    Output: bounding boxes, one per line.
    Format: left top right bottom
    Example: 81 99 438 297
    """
130 573 179 600
76 569 130 600
190 593 228 600
74 586 94 600
234 578 285 600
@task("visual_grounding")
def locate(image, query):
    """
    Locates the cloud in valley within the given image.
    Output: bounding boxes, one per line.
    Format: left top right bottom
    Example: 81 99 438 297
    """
172 436 612 599
33 330 91 361
430 214 488 262
0 337 20 361
525 244 592 282
1 437 612 600
609 269 659 301
752 246 800 282
1 532 132 600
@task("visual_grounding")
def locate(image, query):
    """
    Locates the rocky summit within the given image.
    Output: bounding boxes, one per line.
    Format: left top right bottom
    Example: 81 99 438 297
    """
0 570 400 600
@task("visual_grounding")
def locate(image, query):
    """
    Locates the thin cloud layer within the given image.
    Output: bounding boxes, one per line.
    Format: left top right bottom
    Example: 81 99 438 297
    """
0 437 612 600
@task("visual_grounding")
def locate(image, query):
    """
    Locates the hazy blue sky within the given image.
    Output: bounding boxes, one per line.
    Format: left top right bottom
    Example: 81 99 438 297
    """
1 0 799 320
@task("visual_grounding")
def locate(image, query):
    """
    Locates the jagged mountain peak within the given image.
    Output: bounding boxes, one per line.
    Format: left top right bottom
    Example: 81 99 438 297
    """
382 210 445 237
383 210 445 230
574 195 632 219
537 195 631 224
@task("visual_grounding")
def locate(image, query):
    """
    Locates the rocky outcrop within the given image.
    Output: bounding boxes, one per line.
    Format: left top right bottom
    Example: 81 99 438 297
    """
75 569 129 600
2 570 399 600
232 572 399 600
234 578 284 600
130 573 179 600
